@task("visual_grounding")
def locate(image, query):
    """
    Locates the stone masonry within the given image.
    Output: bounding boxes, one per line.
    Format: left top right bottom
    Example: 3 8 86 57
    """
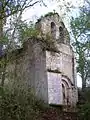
5 12 78 106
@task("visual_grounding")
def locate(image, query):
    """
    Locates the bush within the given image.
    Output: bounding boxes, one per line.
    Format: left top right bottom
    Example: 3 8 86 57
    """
78 87 90 120
0 86 47 120
78 103 90 120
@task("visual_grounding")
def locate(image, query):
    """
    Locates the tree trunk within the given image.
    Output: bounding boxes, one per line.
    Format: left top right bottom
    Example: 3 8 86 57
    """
82 76 86 92
0 44 3 57
0 19 3 57
1 59 6 87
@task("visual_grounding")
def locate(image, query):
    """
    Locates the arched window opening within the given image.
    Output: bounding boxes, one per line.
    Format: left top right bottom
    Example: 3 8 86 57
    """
62 84 66 104
72 57 75 85
59 26 64 42
51 22 56 39
61 22 65 28
62 80 70 105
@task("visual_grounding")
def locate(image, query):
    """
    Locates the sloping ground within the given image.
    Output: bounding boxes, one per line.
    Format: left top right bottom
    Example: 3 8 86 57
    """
62 112 78 120
41 108 78 120
0 87 78 120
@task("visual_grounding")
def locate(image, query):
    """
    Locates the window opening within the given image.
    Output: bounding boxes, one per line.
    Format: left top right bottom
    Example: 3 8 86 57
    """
51 22 56 39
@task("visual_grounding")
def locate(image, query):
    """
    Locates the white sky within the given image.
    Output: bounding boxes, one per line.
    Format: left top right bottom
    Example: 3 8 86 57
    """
22 0 84 88
22 0 84 22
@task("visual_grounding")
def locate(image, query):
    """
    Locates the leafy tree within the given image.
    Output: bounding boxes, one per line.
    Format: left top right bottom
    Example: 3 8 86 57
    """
5 17 39 51
70 10 90 91
0 0 46 86
0 0 45 55
0 0 45 20
0 86 47 120
78 87 90 120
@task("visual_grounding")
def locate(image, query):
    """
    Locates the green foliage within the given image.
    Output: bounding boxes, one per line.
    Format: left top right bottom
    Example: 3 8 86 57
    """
0 86 47 120
18 21 40 42
71 13 90 41
78 103 90 120
0 0 46 52
2 18 41 51
44 11 59 17
78 87 90 120
36 11 59 23
0 34 9 44
0 0 44 20
70 11 90 90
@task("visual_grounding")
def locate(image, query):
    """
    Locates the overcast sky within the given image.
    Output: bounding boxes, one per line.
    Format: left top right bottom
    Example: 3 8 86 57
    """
22 0 84 22
22 0 84 87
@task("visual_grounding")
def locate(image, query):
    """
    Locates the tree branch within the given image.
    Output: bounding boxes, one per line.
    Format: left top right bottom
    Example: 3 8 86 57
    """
0 0 41 20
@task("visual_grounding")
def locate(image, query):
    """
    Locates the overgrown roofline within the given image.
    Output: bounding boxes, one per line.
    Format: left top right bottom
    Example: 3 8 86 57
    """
36 12 60 24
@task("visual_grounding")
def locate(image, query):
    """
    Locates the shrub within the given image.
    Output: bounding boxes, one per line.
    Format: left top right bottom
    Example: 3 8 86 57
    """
78 103 90 120
78 87 90 120
0 86 46 120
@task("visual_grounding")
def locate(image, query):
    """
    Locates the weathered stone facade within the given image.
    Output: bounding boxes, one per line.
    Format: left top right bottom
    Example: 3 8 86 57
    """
5 13 78 106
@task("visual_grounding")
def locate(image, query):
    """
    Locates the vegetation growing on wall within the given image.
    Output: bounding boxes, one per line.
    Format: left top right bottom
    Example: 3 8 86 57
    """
44 11 59 17
78 87 90 120
0 86 48 120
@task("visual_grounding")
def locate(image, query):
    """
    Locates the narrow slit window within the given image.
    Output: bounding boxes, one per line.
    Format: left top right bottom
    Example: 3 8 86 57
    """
51 22 56 39
59 26 64 42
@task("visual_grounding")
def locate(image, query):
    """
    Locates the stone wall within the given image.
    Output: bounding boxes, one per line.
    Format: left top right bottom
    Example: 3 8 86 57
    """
5 38 78 106
0 12 78 108
47 72 62 105
46 43 75 85
6 38 48 103
36 13 70 45
46 42 78 106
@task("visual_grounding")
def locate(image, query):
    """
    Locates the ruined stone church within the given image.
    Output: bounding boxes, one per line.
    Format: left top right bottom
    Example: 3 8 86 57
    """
6 13 78 106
